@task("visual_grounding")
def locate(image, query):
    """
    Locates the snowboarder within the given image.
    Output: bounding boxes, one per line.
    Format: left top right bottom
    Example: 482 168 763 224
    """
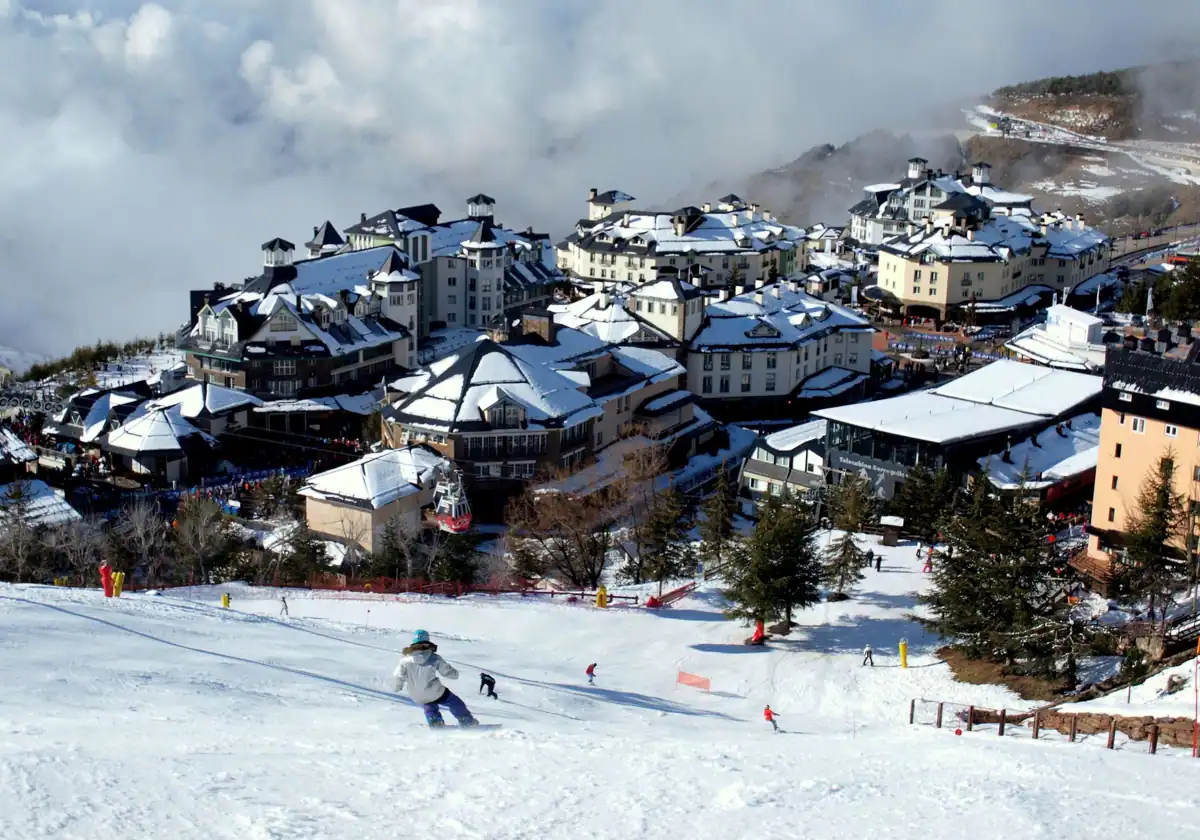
874 553 882 573
586 663 597 685
479 672 498 699
280 596 288 617
862 644 874 667
391 630 478 728
764 705 779 733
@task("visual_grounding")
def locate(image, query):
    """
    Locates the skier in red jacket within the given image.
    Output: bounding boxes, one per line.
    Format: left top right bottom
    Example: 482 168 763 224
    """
764 705 779 733
586 663 597 685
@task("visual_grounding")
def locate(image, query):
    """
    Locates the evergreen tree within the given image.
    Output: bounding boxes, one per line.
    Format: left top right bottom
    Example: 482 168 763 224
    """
428 533 483 585
279 527 331 585
1161 259 1200 322
1118 455 1188 626
698 469 737 574
640 489 695 596
921 474 1065 667
821 531 866 598
828 471 876 533
723 493 821 630
892 465 953 545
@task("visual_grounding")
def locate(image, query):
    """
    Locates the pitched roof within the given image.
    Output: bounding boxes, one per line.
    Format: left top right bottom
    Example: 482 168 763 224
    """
0 428 35 465
466 193 496 205
104 406 216 456
591 190 636 205
0 479 81 530
262 237 295 251
691 282 872 351
299 446 448 509
306 221 345 249
146 383 263 419
385 338 602 433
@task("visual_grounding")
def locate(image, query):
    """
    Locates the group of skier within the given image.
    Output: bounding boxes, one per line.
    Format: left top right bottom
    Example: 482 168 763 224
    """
389 628 603 728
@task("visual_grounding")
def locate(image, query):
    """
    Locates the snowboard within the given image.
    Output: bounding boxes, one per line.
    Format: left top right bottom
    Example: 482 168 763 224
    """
413 723 503 732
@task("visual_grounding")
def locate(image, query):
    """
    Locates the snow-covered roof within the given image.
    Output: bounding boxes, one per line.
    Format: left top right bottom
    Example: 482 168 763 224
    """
764 419 827 453
880 212 1109 265
590 189 636 205
932 360 1101 417
1109 381 1200 409
797 369 868 400
634 277 703 301
691 282 872 351
0 479 82 529
553 290 675 346
253 394 379 415
0 428 36 465
979 413 1101 490
965 183 1034 206
104 406 216 456
569 205 805 257
61 391 144 443
386 337 603 433
814 360 1101 445
146 383 263 419
1006 326 1107 372
299 446 447 510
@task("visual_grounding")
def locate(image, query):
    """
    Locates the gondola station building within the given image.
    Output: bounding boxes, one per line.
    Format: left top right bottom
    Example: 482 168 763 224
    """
813 359 1102 499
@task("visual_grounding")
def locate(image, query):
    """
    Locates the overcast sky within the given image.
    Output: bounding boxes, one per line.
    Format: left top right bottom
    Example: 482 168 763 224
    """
1 0 1197 357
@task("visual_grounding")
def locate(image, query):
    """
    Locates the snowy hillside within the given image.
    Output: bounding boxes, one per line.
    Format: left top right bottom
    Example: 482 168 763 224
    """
1 539 1193 838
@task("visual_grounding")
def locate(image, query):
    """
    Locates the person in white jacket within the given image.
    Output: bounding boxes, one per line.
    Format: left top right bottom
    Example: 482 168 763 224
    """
392 630 478 727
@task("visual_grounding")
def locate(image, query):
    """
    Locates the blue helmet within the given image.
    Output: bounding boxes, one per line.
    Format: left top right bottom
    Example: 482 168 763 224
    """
411 629 430 645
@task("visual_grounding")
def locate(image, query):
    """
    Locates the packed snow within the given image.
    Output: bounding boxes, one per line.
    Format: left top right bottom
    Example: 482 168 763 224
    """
1 536 1195 838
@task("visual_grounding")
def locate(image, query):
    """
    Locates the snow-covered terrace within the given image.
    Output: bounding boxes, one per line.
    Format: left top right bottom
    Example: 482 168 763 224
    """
299 446 446 510
978 413 1101 490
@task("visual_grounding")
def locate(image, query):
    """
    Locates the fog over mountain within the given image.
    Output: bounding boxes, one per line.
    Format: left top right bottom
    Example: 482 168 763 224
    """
1 0 1198 355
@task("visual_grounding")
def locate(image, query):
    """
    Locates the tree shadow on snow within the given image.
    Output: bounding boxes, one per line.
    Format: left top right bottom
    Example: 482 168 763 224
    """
766 615 938 658
689 643 772 655
0 595 410 706
652 608 727 623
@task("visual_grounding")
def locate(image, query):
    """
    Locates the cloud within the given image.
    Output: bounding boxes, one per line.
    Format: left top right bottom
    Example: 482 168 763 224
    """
0 0 1196 355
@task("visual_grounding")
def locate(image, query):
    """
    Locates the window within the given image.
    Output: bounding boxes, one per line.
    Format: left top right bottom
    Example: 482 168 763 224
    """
1166 424 1179 437
742 354 752 370
1119 413 1126 425
914 269 922 281
1132 417 1146 434
1111 475 1119 490
447 312 457 323
1157 399 1171 410
702 376 713 394
719 375 730 393
273 380 297 397
765 372 776 392
1119 392 1132 402
1194 465 1200 482
766 352 777 369
270 313 296 332
273 359 296 376
1115 443 1122 458
930 271 938 282
448 276 458 287
741 374 751 393
720 353 731 371
1107 507 1115 522
912 286 921 295
671 305 678 316
835 334 843 344
848 353 858 365
448 294 457 304
659 303 667 314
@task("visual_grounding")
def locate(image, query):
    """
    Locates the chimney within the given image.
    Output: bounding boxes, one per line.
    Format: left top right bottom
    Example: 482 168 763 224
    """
750 203 760 216
967 228 975 241
593 280 605 297
755 278 766 289
925 218 933 234
295 293 302 312
702 202 711 213
360 212 367 223
1001 447 1012 464
312 226 318 236
925 168 934 181
588 188 598 202
1040 223 1049 236
906 223 915 236
731 214 738 226
622 212 631 227
1056 423 1066 437
599 292 611 310
672 216 685 237
754 290 764 305
521 309 557 344
772 284 781 298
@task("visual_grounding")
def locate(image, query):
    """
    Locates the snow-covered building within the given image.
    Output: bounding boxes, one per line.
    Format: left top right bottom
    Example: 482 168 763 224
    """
43 383 154 446
342 196 559 334
977 412 1101 503
557 192 807 291
739 419 827 516
183 240 419 399
299 446 450 553
0 427 36 482
1006 305 1112 372
381 311 711 506
0 479 81 531
815 359 1102 499
875 205 1111 320
848 160 1032 250
552 278 877 421
103 405 217 484
141 383 263 436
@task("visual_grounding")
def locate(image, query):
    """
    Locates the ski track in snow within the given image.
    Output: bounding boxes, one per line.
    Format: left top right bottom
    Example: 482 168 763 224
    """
1 536 1195 839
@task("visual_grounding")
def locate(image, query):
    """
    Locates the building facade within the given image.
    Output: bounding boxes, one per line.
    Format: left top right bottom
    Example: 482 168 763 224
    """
342 195 558 335
1082 341 1200 589
183 241 418 399
557 192 807 291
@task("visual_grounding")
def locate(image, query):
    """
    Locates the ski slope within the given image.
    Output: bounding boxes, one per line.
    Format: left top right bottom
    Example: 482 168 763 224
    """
1 538 1195 839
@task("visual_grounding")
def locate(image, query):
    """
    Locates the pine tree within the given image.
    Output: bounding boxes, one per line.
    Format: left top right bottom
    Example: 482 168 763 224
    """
1118 455 1188 626
891 465 953 545
279 527 331 585
698 469 737 574
428 533 483 585
723 493 821 631
640 489 695 597
921 474 1064 666
822 531 866 598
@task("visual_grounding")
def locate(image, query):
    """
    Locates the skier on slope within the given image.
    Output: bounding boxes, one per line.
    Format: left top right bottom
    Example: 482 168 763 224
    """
391 630 478 728
280 596 289 617
479 672 498 699
764 705 779 733
862 644 874 667
586 663 597 685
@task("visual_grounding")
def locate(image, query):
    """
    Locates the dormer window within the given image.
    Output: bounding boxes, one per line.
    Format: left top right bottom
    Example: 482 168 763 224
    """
270 312 297 332
487 403 522 428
